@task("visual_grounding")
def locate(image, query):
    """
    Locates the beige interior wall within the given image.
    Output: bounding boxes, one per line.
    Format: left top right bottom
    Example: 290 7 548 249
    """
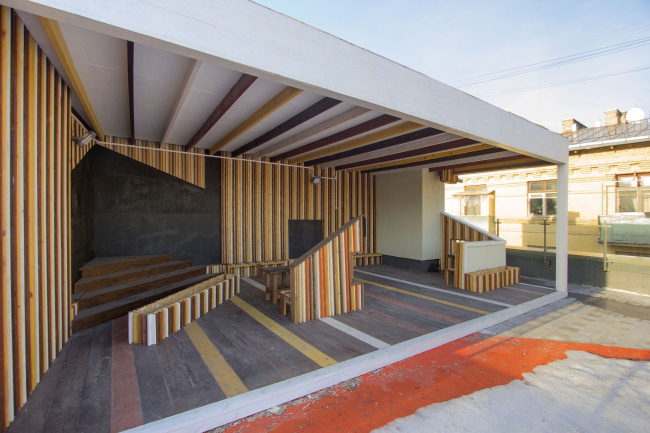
422 170 444 260
376 170 424 260
376 169 444 261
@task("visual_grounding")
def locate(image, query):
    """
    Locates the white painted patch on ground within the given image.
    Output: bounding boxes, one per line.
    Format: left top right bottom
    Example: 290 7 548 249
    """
373 351 650 432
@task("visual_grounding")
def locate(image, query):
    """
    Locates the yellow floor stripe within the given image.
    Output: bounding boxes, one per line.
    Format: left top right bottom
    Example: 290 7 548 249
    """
185 321 249 398
231 296 337 368
355 278 490 315
502 285 546 295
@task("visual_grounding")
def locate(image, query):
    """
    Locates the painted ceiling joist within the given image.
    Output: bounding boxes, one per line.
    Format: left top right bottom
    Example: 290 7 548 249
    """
318 132 461 169
353 143 494 172
271 114 400 162
453 156 546 174
186 72 257 151
127 40 134 141
305 127 443 166
40 17 104 141
231 97 341 156
365 148 506 174
289 121 424 164
209 85 302 155
336 138 481 170
160 59 202 147
252 106 370 159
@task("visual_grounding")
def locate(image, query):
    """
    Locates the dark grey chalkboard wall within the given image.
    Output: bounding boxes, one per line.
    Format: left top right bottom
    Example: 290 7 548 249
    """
71 145 221 282
289 220 323 259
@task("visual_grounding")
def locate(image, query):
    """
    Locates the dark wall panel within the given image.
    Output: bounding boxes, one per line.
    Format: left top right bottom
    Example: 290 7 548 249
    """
288 220 323 259
90 145 220 266
70 151 95 284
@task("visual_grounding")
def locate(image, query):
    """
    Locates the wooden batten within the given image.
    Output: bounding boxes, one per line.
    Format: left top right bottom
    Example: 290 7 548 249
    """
0 8 75 427
220 155 377 268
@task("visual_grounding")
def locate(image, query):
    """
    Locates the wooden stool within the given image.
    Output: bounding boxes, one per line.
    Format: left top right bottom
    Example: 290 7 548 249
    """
261 266 290 305
280 290 291 316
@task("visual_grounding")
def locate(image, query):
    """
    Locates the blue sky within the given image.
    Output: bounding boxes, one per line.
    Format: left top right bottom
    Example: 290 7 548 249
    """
253 0 650 132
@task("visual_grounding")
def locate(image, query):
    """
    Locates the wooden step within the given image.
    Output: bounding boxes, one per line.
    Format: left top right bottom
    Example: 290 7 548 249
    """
75 266 207 311
71 273 220 334
79 255 173 279
74 260 192 293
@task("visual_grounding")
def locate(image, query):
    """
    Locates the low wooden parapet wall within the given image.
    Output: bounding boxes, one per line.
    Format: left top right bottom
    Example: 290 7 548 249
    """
128 273 239 345
464 266 520 293
442 212 508 290
289 216 364 324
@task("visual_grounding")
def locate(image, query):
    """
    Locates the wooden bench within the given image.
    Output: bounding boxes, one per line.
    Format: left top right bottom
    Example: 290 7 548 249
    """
262 266 290 305
353 253 383 267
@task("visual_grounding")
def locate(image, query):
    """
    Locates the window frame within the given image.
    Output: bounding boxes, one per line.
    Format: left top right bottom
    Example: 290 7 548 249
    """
527 180 557 217
464 184 487 192
616 173 650 213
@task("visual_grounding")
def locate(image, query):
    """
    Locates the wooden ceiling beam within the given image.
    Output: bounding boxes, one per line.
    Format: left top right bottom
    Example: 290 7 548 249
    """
160 59 202 147
335 138 480 170
186 72 257 151
209 86 302 155
40 17 105 141
252 106 370 159
351 144 494 172
318 132 461 169
289 121 423 164
127 40 135 141
304 127 444 166
362 148 505 174
451 156 546 174
231 96 341 156
271 114 399 162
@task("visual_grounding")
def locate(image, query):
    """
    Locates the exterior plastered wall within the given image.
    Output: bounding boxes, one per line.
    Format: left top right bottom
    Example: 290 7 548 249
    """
445 142 650 255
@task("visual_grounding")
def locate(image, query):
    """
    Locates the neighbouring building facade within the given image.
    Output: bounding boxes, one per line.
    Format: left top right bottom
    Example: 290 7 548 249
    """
445 109 650 257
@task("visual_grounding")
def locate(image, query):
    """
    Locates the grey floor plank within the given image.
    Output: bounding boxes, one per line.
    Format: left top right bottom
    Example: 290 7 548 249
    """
155 330 226 415
77 322 113 432
236 287 377 362
197 310 280 390
5 342 71 433
42 328 95 433
212 300 320 379
132 343 175 423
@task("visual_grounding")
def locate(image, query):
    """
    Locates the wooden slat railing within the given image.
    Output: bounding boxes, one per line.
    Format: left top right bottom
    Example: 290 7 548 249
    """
289 216 364 323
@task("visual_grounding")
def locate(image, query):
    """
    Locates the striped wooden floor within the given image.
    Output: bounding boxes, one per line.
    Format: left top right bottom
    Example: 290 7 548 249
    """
5 266 554 433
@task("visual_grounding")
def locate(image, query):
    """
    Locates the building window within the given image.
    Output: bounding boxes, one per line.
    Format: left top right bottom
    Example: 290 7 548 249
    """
465 184 487 192
528 180 557 216
616 173 650 212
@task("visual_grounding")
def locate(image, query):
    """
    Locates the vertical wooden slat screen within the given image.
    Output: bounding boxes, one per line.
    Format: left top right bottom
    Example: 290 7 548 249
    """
289 216 364 324
441 212 500 273
221 154 377 265
0 8 73 428
69 119 207 189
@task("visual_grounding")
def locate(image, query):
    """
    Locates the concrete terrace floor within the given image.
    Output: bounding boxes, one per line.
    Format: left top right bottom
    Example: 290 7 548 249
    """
5 266 553 433
216 278 650 433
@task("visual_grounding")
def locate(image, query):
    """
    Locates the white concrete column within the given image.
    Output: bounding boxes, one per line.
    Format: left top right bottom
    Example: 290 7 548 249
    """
555 163 569 292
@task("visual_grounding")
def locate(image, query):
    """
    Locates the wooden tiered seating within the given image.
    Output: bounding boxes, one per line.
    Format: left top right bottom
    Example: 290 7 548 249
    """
71 255 217 333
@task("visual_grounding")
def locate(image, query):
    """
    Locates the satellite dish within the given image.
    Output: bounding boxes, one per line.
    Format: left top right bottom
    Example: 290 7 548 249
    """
626 107 645 122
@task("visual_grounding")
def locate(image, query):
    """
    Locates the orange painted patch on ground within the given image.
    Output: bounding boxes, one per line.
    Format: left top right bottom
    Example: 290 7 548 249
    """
224 334 650 433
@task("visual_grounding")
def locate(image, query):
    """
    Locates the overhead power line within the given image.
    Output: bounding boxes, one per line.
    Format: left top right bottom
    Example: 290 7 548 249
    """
476 65 650 97
453 36 650 87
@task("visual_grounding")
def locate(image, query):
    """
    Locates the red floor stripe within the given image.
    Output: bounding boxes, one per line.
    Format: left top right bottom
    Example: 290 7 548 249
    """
225 334 650 433
365 291 462 324
111 316 144 433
